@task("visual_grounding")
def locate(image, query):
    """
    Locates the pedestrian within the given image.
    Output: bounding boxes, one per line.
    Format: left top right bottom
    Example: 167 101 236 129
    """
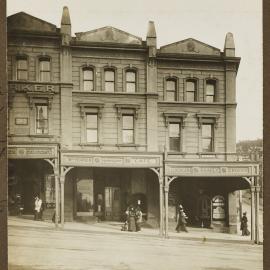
135 205 143 232
240 212 250 236
127 205 136 232
38 197 43 220
175 204 188 233
34 196 42 221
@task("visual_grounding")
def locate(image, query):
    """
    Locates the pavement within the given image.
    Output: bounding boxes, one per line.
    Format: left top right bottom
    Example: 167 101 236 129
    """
8 216 263 270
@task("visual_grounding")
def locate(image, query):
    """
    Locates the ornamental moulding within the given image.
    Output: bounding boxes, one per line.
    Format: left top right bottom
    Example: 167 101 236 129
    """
163 112 188 128
78 102 104 119
115 104 140 119
196 113 220 129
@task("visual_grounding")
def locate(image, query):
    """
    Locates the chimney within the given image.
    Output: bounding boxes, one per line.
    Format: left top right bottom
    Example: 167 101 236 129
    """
146 21 157 57
224 32 235 57
61 6 71 36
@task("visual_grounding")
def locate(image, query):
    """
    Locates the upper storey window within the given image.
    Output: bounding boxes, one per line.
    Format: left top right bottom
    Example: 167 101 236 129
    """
186 79 197 102
205 80 216 102
126 70 136 93
16 57 28 81
83 68 94 91
39 57 51 82
104 69 115 92
166 79 177 101
35 104 48 134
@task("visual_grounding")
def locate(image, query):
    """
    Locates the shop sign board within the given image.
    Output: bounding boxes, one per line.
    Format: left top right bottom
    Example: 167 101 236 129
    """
165 164 258 177
212 195 226 220
61 154 161 168
8 145 57 159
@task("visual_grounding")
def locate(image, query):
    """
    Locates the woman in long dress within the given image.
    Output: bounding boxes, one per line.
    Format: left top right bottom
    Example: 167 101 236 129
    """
127 206 136 232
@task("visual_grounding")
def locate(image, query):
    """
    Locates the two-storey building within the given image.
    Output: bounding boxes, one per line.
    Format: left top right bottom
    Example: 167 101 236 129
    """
7 7 260 241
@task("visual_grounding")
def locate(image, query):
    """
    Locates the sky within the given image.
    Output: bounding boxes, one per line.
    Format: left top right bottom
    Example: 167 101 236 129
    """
7 0 262 142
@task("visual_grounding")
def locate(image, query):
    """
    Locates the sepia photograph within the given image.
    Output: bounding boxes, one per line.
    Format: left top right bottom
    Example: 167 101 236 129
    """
1 0 264 269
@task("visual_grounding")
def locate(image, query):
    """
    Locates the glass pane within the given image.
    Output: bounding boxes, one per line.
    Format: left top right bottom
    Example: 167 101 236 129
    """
202 124 212 137
17 59 27 69
84 81 94 91
169 123 180 137
77 179 94 212
123 115 134 129
186 91 195 102
105 82 114 92
40 71 51 82
186 81 195 92
126 82 135 93
40 60 50 71
126 71 135 82
167 91 176 101
17 70 27 80
123 130 134 143
83 69 93 80
206 95 214 102
86 129 98 143
36 105 48 134
202 138 212 152
86 114 97 129
166 80 176 91
105 70 114 81
169 137 180 151
206 83 215 95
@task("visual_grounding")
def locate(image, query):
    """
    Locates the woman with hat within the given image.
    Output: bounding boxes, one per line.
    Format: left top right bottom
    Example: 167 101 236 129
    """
240 212 250 236
175 204 188 233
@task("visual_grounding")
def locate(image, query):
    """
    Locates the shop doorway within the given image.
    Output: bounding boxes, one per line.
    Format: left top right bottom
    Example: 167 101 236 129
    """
104 187 121 221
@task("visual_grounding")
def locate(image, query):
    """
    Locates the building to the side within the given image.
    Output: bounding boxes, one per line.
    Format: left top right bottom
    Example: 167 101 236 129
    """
7 7 261 241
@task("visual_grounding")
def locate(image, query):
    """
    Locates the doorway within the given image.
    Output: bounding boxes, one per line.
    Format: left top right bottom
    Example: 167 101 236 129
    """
104 187 121 221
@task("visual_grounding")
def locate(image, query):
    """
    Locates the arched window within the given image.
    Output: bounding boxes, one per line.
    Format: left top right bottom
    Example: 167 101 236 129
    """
166 78 177 101
16 56 28 81
205 80 216 102
83 68 94 91
126 70 136 93
39 57 51 82
186 79 197 102
104 69 115 92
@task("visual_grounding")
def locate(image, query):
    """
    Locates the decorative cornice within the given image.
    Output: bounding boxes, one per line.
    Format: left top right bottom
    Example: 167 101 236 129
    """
78 102 104 119
163 112 188 128
115 104 140 119
196 113 220 129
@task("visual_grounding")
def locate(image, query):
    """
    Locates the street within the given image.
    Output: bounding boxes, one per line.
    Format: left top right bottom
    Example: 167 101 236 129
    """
8 217 263 270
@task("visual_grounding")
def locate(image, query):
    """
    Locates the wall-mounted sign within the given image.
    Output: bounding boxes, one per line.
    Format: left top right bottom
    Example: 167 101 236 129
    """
15 117 28 125
8 146 57 159
212 195 226 220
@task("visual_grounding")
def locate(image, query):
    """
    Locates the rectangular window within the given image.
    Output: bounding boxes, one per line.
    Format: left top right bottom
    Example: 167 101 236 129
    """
105 70 115 92
206 81 215 102
166 80 176 101
35 104 48 134
122 115 134 143
126 71 136 93
202 124 213 152
83 69 94 91
86 114 98 143
16 58 28 80
186 80 196 102
40 59 51 82
169 123 180 151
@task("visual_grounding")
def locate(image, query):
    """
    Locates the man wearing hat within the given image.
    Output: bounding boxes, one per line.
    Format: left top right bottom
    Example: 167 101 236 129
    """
240 212 250 236
175 204 188 233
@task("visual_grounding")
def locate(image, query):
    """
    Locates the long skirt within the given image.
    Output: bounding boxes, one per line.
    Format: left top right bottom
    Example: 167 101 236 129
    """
128 216 136 232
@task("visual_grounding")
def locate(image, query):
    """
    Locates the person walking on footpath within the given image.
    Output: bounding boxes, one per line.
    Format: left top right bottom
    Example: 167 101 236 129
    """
175 204 188 233
240 212 250 236
127 205 136 232
135 205 143 232
34 195 42 221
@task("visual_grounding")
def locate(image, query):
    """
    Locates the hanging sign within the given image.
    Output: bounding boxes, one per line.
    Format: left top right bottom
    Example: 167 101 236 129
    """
212 195 226 220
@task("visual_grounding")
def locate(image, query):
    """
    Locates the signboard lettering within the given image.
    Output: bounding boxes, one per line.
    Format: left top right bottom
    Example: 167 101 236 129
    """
212 195 226 220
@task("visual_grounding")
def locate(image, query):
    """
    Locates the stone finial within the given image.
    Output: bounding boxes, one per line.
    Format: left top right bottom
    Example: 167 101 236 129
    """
61 6 71 36
146 21 157 57
224 32 235 57
147 21 156 38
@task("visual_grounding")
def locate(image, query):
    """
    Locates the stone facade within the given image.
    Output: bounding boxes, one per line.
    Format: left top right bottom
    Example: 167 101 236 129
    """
7 7 260 239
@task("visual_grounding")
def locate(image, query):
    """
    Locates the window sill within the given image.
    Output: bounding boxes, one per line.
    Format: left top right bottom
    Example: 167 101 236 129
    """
167 151 187 155
116 143 140 148
79 143 103 147
30 134 55 138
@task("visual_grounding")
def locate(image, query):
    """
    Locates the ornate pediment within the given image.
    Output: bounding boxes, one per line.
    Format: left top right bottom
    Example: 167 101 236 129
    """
160 38 220 56
75 26 142 45
7 12 57 33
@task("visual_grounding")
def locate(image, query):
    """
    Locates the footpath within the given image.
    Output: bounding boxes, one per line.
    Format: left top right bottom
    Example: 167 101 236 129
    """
8 216 259 245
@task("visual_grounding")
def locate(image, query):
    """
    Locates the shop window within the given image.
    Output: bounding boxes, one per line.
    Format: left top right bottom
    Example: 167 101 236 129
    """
186 79 197 102
104 69 115 92
126 70 136 93
205 80 216 102
166 78 177 101
16 56 28 80
202 124 213 152
76 179 94 216
39 57 51 82
83 68 94 91
122 115 134 144
169 123 181 151
86 113 98 143
35 104 48 134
